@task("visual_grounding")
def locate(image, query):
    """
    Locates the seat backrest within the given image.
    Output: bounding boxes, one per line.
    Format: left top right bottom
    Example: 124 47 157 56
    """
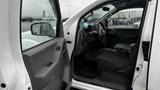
74 29 88 55
129 43 138 66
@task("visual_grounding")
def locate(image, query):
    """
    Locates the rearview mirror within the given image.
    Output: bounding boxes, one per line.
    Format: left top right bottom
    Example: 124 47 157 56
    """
30 22 55 38
102 7 110 11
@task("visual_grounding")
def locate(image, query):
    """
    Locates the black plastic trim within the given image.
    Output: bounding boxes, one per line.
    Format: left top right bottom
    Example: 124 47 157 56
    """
142 41 150 61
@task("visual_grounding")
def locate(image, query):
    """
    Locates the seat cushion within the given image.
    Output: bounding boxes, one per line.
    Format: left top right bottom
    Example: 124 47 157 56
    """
84 49 131 75
97 49 130 72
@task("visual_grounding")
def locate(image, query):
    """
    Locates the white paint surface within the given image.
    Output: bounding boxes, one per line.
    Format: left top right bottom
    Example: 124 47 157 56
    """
59 0 96 19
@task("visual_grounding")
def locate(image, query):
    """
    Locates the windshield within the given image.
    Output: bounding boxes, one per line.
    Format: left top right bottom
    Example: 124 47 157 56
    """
81 4 115 25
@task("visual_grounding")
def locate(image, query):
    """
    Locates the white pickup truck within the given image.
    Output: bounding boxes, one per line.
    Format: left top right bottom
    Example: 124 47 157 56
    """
0 0 160 90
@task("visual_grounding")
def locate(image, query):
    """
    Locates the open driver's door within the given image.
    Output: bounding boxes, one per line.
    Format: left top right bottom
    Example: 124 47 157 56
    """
20 0 72 90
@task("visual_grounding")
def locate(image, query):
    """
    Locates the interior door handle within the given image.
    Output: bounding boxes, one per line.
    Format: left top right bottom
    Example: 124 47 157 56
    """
56 45 66 51
62 44 67 51
56 45 61 51
46 62 53 67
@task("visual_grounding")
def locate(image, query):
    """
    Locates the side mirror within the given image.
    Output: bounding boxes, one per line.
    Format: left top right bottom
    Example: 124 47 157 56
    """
102 7 110 11
30 22 55 38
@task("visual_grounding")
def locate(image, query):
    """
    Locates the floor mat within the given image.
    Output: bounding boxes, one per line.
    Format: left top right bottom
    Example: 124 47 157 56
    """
74 60 99 78
96 71 130 86
73 71 131 90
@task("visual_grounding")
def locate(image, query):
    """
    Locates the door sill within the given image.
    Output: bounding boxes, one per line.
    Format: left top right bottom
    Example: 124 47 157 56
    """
72 79 112 90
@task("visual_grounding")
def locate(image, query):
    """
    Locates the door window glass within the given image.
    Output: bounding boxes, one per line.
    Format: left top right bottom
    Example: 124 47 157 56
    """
21 0 57 50
108 8 143 28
